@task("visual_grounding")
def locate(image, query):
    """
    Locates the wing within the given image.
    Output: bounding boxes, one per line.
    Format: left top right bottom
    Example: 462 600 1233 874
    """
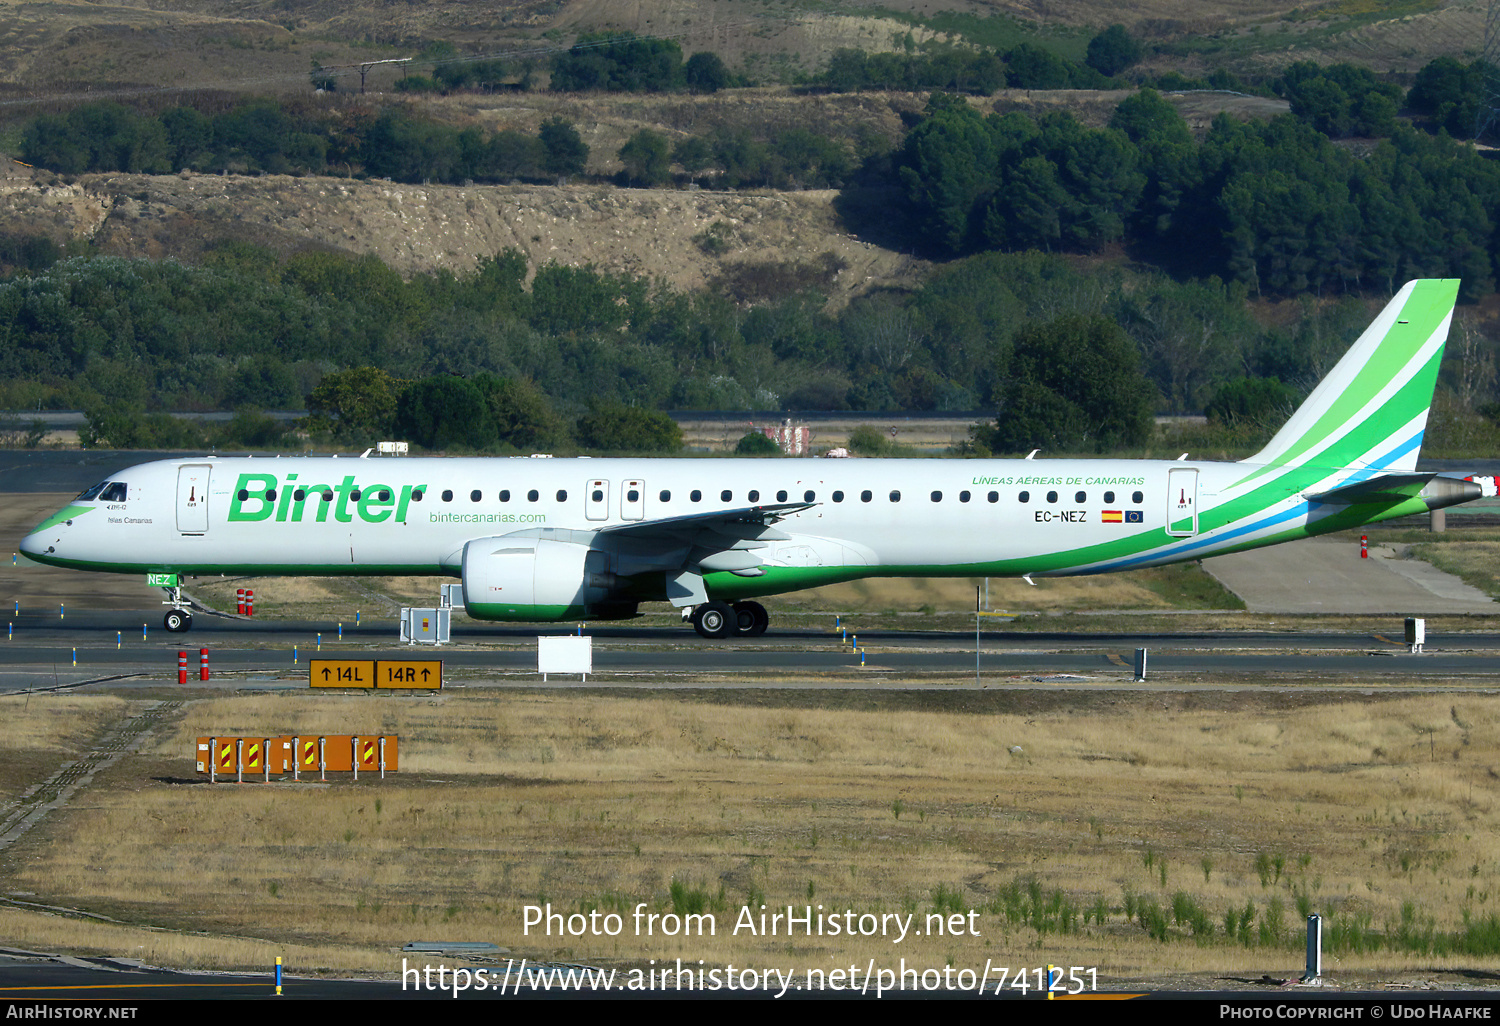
597 502 817 603
595 501 813 540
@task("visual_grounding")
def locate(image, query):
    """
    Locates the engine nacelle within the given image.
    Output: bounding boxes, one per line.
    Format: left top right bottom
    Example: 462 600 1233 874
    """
461 536 614 622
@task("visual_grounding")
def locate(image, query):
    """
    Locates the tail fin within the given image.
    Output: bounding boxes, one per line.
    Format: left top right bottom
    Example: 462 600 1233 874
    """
1244 279 1460 473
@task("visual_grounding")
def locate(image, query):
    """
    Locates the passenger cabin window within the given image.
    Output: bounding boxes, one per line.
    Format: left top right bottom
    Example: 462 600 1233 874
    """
526 490 538 502
890 490 901 502
833 491 844 502
1019 491 1030 503
472 490 484 502
777 490 788 502
500 490 511 502
1046 491 1058 503
412 490 424 502
1075 491 1086 503
659 490 671 502
748 490 760 502
100 483 128 502
376 489 390 502
1103 491 1115 504
931 491 942 502
297 488 309 502
988 491 999 503
442 490 453 502
592 489 604 502
691 490 702 503
556 490 567 502
627 488 639 502
350 489 361 502
861 490 873 503
804 490 816 502
1132 491 1144 504
721 490 732 502
960 491 971 503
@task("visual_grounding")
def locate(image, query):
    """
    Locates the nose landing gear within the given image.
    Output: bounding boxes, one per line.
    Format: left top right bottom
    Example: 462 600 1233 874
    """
161 584 192 632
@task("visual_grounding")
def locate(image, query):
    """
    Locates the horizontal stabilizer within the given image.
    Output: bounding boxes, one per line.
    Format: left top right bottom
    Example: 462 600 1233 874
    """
1306 474 1479 507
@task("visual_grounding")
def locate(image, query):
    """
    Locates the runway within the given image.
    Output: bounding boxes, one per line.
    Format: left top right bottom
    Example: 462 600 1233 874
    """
1 607 1499 691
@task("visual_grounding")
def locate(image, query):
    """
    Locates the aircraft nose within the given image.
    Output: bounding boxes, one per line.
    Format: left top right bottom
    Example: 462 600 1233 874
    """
20 504 78 560
19 526 50 558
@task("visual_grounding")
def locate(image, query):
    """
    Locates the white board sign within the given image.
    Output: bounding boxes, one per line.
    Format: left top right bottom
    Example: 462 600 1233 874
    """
539 636 592 681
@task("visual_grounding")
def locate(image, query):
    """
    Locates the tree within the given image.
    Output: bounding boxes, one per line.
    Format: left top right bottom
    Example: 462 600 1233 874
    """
1204 377 1298 429
1085 25 1141 78
550 33 686 92
576 405 682 453
894 99 997 255
484 129 547 181
1005 44 1072 89
394 375 497 451
618 129 671 187
1409 57 1491 138
305 367 401 437
1110 89 1191 146
735 431 781 455
672 136 715 184
539 117 588 180
685 51 730 94
227 355 300 409
471 374 565 451
529 263 642 335
986 315 1155 452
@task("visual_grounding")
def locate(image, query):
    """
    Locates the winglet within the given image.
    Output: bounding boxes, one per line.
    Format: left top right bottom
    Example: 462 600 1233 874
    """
1243 279 1460 474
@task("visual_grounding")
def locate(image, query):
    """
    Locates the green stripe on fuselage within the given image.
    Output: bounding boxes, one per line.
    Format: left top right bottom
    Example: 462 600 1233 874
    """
26 505 92 537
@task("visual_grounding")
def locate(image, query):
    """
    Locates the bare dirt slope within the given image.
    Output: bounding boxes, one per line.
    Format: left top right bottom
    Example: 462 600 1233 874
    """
0 155 918 303
0 81 1290 301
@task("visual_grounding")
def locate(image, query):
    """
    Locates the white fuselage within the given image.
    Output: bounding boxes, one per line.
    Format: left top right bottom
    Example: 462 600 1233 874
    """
23 453 1343 581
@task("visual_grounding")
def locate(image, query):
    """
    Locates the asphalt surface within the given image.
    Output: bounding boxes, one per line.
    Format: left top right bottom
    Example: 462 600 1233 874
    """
0 608 1496 692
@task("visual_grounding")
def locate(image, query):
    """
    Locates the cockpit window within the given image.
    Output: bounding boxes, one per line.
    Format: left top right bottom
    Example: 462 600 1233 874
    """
76 481 108 501
100 483 127 502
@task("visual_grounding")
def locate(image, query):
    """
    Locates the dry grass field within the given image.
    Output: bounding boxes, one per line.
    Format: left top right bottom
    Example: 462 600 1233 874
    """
6 686 1500 987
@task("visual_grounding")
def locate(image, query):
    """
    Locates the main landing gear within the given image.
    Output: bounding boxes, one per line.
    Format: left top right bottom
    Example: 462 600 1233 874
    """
162 585 192 632
690 600 769 639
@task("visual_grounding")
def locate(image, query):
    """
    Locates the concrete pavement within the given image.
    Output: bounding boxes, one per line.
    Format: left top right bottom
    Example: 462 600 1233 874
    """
1203 537 1496 614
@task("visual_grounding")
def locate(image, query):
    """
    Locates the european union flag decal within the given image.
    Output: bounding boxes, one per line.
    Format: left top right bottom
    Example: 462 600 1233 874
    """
1125 510 1144 523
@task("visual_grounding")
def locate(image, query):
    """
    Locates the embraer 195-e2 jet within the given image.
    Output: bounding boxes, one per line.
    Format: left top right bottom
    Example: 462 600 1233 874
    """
19 279 1491 640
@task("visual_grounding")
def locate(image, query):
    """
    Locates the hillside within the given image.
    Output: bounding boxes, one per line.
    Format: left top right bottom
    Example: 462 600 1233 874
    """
0 0 1482 102
0 83 1290 301
0 156 920 306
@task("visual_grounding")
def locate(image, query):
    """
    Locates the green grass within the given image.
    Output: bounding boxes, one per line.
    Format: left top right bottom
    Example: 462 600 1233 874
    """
1132 562 1247 610
1411 540 1500 600
1160 0 1444 64
911 12 1091 62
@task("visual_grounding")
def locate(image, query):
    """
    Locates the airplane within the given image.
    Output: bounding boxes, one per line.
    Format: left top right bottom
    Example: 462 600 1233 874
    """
19 279 1487 640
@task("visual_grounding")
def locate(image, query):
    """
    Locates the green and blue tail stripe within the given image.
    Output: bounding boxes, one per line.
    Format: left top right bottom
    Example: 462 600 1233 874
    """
1239 279 1458 478
1020 280 1461 578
